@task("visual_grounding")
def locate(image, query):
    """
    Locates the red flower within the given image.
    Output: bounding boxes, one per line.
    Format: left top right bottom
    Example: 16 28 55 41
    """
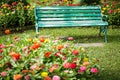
30 43 41 50
0 49 3 53
45 52 52 58
0 56 2 59
63 62 71 68
69 63 77 69
0 44 6 49
12 2 17 6
72 50 79 56
9 52 21 61
40 37 45 42
108 10 114 14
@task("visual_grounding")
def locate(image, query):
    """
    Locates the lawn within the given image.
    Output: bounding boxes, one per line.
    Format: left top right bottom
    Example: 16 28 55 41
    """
0 27 120 80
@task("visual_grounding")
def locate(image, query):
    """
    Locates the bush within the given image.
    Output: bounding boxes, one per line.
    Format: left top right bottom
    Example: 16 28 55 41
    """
101 1 120 27
0 1 35 31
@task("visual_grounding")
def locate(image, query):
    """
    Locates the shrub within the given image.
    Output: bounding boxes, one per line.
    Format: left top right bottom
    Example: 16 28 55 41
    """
101 1 120 26
0 1 35 31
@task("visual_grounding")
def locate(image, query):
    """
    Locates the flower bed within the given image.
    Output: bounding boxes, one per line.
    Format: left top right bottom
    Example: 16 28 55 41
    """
0 35 100 80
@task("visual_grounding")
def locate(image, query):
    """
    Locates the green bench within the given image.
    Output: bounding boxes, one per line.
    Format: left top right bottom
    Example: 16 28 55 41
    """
34 6 108 42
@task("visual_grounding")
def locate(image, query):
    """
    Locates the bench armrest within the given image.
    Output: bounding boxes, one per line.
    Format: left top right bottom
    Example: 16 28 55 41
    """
102 14 108 21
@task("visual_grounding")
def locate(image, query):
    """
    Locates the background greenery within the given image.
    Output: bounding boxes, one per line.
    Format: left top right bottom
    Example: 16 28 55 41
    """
0 0 120 34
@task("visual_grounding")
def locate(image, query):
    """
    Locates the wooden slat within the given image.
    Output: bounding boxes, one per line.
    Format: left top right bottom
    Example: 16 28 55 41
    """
38 21 108 27
36 10 101 14
37 14 101 18
38 17 102 21
36 6 100 10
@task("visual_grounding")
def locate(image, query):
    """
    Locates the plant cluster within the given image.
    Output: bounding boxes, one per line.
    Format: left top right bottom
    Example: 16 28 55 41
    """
101 1 120 26
0 1 35 31
0 35 100 80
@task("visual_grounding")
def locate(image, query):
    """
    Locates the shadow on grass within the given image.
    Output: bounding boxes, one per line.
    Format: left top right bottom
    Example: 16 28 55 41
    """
66 34 120 43
97 69 120 80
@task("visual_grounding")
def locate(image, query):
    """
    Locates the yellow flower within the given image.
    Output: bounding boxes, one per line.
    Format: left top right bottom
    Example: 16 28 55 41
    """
6 13 9 16
102 8 106 10
106 5 109 8
83 58 89 62
102 10 104 13
0 64 2 67
26 38 32 42
26 5 30 9
44 38 50 43
41 72 48 77
33 38 39 42
31 6 35 9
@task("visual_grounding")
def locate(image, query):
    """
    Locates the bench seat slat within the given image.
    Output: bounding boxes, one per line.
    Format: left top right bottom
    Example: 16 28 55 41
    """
36 6 100 10
38 17 102 21
37 21 108 27
36 10 101 14
37 14 101 18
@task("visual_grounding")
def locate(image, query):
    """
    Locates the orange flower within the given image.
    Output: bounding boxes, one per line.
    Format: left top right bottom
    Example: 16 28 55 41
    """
13 74 22 80
44 52 52 58
44 76 51 80
49 64 58 73
30 43 41 50
52 46 56 49
57 45 64 50
21 70 29 73
5 29 10 34
83 61 90 66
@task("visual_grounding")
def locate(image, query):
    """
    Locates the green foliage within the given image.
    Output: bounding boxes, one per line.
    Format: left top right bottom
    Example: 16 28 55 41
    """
0 34 100 79
83 0 100 5
0 1 35 30
101 1 120 27
0 0 28 4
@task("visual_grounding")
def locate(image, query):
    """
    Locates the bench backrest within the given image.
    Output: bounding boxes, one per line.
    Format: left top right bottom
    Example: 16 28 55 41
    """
34 6 103 23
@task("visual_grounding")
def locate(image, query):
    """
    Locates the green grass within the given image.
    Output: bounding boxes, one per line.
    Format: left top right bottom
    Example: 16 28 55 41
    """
0 27 120 80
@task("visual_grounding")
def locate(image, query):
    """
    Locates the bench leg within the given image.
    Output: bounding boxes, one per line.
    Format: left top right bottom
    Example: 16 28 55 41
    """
36 27 38 33
104 26 107 43
99 26 104 36
36 23 39 33
99 26 107 42
35 24 39 38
